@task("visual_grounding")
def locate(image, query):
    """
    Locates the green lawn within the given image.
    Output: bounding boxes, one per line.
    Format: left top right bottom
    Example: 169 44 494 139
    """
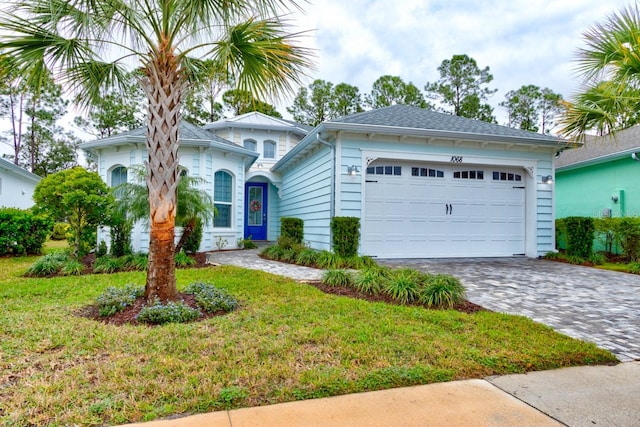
0 250 616 426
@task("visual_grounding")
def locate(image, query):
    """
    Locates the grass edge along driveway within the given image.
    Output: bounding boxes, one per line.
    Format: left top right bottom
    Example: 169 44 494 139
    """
0 256 616 426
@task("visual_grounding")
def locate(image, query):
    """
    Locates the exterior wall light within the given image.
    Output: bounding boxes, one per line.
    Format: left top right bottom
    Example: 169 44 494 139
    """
541 175 553 184
612 195 619 203
347 165 360 176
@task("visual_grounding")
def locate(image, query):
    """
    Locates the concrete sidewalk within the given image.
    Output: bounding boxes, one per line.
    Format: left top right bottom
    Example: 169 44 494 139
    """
124 363 640 427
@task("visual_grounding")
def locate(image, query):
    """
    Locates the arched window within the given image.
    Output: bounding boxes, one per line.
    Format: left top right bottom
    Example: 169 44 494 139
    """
214 171 233 227
263 140 276 159
243 139 257 152
111 166 128 187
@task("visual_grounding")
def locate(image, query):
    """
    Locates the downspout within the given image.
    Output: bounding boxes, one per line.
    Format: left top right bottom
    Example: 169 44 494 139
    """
317 132 335 250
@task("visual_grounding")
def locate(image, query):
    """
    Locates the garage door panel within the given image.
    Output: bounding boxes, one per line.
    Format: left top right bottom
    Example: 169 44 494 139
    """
363 162 526 258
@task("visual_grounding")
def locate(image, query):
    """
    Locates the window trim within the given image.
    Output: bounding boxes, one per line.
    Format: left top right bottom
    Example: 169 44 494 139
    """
263 140 276 159
243 138 257 152
213 170 234 228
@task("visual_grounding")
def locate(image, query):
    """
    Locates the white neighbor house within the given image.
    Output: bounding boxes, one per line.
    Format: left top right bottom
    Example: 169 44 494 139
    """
0 157 40 209
82 106 561 258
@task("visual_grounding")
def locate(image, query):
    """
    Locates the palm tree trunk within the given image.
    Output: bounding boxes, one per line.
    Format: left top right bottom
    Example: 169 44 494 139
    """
141 39 184 303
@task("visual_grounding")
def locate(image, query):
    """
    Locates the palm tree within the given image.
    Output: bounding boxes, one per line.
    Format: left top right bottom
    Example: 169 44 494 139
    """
560 5 640 140
113 165 216 254
0 0 311 302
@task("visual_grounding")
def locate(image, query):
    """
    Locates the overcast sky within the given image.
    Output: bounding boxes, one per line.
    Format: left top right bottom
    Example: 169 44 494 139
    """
286 0 632 125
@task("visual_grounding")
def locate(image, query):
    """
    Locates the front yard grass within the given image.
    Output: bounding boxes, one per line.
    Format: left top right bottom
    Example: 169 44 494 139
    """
0 254 617 426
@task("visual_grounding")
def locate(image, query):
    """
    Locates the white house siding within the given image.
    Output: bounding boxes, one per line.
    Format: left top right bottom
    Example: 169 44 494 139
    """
268 182 280 241
337 134 555 257
0 161 39 209
279 144 333 250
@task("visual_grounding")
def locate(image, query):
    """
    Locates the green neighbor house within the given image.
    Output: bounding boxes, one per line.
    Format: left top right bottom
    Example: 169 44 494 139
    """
555 125 640 219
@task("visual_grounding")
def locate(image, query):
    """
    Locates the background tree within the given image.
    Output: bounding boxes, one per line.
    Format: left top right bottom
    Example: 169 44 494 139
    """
223 89 283 118
500 84 563 133
33 167 112 257
366 75 431 109
287 79 333 126
560 5 640 140
332 82 363 118
182 59 230 126
287 80 363 126
0 66 77 175
73 71 145 138
0 0 311 303
425 54 497 122
113 165 216 254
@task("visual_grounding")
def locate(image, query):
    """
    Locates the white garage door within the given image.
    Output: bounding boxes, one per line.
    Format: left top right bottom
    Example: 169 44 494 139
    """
362 161 525 258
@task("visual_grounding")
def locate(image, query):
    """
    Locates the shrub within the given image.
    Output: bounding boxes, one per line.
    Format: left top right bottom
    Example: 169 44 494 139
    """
331 216 360 258
93 255 126 274
628 262 640 274
51 222 70 240
566 255 585 265
296 248 318 266
0 208 52 256
615 218 640 262
588 252 606 265
25 251 70 276
175 251 196 267
123 253 148 271
353 268 386 294
60 260 85 276
281 217 303 244
316 250 343 269
322 269 353 287
564 217 594 259
96 240 108 258
543 251 561 260
95 285 144 317
280 248 298 263
261 245 285 260
182 217 203 253
238 236 258 249
185 282 238 313
109 215 133 258
136 299 202 325
385 269 422 304
276 235 298 250
419 274 466 308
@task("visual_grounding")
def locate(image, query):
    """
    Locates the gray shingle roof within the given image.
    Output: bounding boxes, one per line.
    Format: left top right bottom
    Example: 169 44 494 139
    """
329 105 559 143
81 121 245 149
555 125 640 168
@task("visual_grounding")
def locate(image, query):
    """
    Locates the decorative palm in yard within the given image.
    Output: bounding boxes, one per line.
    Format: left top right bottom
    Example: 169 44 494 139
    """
0 0 311 302
560 5 640 140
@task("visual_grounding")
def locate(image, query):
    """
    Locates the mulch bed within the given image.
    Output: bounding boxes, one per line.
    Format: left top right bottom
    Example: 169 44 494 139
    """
77 293 229 326
308 282 486 314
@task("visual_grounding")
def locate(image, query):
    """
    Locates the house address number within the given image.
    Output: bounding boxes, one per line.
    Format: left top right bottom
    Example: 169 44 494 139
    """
450 156 463 163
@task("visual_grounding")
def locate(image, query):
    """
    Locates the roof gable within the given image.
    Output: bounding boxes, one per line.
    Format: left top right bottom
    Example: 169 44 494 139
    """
204 111 310 135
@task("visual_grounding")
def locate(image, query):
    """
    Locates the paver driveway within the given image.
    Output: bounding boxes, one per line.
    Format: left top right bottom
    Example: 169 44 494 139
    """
378 257 640 362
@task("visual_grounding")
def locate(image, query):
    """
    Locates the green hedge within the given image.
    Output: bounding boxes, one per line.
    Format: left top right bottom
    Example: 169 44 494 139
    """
564 216 594 258
559 216 640 261
0 208 52 256
281 217 303 244
331 216 360 257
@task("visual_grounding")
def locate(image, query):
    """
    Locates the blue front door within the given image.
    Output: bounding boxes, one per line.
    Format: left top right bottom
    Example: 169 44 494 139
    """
245 182 268 240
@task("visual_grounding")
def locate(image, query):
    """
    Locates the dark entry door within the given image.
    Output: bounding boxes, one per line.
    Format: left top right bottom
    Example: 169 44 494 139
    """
245 182 268 240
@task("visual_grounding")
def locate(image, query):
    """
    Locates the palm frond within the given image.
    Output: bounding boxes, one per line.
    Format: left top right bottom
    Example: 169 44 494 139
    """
209 17 313 102
558 81 640 141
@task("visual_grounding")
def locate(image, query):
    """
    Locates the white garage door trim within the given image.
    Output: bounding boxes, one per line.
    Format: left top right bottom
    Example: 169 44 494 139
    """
362 160 526 258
